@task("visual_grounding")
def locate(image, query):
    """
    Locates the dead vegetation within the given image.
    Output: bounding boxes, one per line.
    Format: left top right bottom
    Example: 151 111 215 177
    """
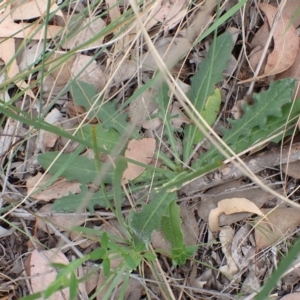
1 0 300 299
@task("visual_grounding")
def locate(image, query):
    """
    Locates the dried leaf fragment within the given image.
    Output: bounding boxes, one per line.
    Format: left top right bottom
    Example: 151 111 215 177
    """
26 172 81 201
255 207 300 251
30 249 69 299
208 198 266 232
259 3 299 76
122 138 156 183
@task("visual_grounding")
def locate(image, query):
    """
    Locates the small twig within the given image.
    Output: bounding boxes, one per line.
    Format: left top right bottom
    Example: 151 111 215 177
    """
181 142 300 196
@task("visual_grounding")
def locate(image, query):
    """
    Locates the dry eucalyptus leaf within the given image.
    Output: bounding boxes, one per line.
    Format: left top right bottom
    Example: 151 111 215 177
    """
0 5 62 39
180 205 199 246
122 138 156 183
281 160 300 179
255 208 300 251
45 52 76 88
37 204 86 234
231 224 254 270
150 0 187 33
17 41 44 71
142 37 190 72
208 198 266 232
276 38 300 97
62 16 106 50
282 0 300 28
30 249 69 299
198 180 275 226
71 54 106 91
219 226 239 279
129 88 158 126
280 293 300 300
26 172 81 202
11 0 63 20
170 104 191 129
111 53 137 84
259 3 299 76
38 108 63 152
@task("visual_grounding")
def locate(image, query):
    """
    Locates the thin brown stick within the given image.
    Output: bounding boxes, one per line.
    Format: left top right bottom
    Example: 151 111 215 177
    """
181 142 300 196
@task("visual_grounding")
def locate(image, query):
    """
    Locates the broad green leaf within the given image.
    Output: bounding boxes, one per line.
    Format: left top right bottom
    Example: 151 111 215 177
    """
193 88 222 144
161 200 197 265
130 191 177 245
183 32 233 161
70 80 98 119
70 80 140 138
38 152 113 184
76 124 120 153
51 186 109 213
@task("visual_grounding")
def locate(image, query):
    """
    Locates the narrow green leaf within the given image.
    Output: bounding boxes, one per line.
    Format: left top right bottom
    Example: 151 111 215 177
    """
161 200 197 265
113 157 129 236
101 232 109 249
89 248 106 260
103 258 111 277
51 186 108 213
183 32 233 161
38 152 113 184
69 272 78 300
130 191 177 245
193 88 222 144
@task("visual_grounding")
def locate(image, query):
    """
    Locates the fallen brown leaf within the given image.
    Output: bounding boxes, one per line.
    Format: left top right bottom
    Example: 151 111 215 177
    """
26 172 81 201
259 3 299 76
255 207 300 251
37 204 86 234
208 198 266 232
122 138 156 183
30 249 69 299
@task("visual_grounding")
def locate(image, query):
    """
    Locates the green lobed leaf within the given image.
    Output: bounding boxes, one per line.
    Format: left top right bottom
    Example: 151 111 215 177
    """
192 78 299 170
223 79 297 150
98 99 140 138
183 32 233 161
76 124 120 152
130 191 177 246
38 152 113 184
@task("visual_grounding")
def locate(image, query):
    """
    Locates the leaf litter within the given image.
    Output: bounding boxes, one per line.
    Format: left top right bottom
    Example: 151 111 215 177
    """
2 0 300 299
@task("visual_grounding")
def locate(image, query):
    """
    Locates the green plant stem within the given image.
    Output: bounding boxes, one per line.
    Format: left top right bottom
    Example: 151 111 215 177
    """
155 150 178 171
91 125 115 213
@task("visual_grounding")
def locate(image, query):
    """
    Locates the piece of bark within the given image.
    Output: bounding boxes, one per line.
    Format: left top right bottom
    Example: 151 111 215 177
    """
181 143 300 196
